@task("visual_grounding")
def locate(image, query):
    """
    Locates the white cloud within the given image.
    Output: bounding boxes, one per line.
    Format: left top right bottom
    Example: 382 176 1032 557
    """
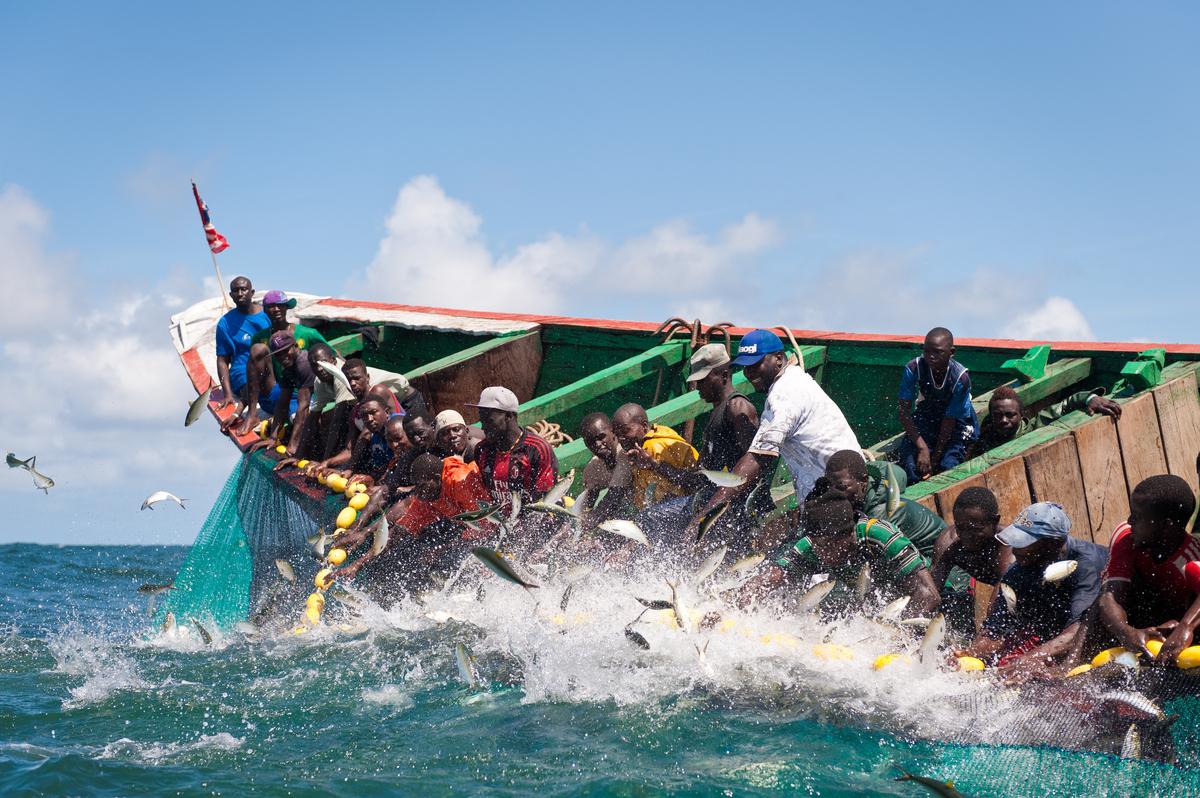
356 176 780 317
1002 296 1096 341
0 185 236 528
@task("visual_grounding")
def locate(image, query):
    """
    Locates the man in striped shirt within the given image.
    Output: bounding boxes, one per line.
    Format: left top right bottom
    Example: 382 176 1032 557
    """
739 491 941 616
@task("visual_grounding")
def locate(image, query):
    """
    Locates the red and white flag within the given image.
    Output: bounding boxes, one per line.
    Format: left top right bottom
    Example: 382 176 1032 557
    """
191 181 230 254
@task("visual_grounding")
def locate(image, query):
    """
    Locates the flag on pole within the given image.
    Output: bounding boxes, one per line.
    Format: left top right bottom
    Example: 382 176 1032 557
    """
191 180 230 254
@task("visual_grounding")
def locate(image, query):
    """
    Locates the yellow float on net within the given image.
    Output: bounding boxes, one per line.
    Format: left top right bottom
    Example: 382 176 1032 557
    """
316 472 329 486
315 567 334 589
348 493 370 511
873 652 912 671
304 605 322 625
306 592 325 609
327 548 347 566
1066 663 1093 678
274 444 288 455
956 656 986 672
1090 646 1131 667
346 482 367 496
1176 646 1200 670
1144 639 1163 658
327 475 348 493
811 643 855 662
296 459 310 469
336 506 357 529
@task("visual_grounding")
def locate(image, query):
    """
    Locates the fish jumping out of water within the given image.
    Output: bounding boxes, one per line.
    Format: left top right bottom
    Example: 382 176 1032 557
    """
666 579 694 635
699 469 746 488
455 643 483 690
1121 724 1141 760
471 547 539 590
452 502 501 530
138 583 175 595
192 619 213 645
141 491 186 510
854 563 872 601
184 384 214 427
999 583 1018 613
795 579 837 613
916 614 947 670
1043 560 1078 584
314 360 354 393
693 546 727 585
370 514 389 557
598 519 650 547
6 452 34 469
694 502 729 544
275 559 296 583
892 765 965 798
29 464 55 494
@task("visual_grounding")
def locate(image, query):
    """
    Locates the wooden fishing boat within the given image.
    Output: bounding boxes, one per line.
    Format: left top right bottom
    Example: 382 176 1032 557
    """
171 292 1200 547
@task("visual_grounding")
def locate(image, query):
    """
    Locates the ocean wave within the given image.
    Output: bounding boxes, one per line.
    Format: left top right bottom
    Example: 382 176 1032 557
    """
95 732 245 765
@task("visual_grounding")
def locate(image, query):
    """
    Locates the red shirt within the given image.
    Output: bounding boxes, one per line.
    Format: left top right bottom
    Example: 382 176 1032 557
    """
1104 522 1200 623
396 457 493 541
473 428 558 512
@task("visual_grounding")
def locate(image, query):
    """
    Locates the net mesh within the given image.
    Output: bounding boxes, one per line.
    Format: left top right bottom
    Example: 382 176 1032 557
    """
155 455 331 629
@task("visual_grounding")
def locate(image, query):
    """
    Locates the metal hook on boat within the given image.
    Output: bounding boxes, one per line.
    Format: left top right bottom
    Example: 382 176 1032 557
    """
774 325 805 370
705 322 734 355
653 317 691 343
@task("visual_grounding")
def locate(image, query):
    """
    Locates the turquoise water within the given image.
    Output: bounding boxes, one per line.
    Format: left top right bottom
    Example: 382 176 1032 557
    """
3 542 1200 797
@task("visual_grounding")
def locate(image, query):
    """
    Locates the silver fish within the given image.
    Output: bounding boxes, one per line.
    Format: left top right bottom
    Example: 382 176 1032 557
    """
508 491 523 525
559 583 574 612
543 474 574 507
309 529 329 559
274 559 296 582
666 579 694 635
624 627 651 650
884 465 904 517
29 465 54 494
137 583 175 595
455 643 482 690
6 452 34 469
634 597 673 611
471 547 539 590
161 611 177 633
795 579 837 613
1121 724 1141 760
878 595 911 621
694 639 711 666
314 360 354 393
699 469 746 488
854 563 872 601
1000 583 1018 613
742 477 768 516
730 553 765 575
192 619 213 645
598 519 650 547
184 384 214 427
900 616 932 628
892 766 965 798
526 502 579 520
693 546 727 585
141 491 186 510
1101 690 1165 720
370 514 389 557
917 614 946 667
1043 559 1079 584
695 502 729 544
452 502 500 524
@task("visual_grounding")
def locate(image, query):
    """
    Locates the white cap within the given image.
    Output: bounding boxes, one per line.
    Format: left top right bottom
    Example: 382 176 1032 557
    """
466 386 519 414
435 409 467 434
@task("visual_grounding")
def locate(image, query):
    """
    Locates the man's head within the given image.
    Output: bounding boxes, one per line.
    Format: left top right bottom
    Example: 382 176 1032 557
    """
1128 475 1196 556
403 411 437 452
611 403 650 450
824 450 869 510
733 330 787 393
580 412 618 463
803 490 857 565
687 343 733 404
467 386 520 442
343 358 370 399
921 327 955 376
307 342 338 382
411 453 445 502
987 386 1024 440
269 332 297 368
996 501 1070 567
261 290 296 328
229 276 254 310
435 410 469 455
952 486 1001 551
384 415 409 452
359 396 391 434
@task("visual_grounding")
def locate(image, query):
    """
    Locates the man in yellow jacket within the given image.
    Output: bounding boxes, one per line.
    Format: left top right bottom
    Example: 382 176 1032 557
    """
611 403 699 509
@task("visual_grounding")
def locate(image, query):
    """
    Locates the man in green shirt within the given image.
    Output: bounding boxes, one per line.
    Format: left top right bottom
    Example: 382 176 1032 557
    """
235 290 328 436
739 491 941 616
968 385 1120 459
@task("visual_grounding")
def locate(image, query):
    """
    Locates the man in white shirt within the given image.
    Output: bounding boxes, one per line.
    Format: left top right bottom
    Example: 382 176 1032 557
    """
685 329 860 543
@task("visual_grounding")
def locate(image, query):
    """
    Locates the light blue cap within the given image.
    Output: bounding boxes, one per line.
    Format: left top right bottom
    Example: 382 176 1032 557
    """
996 501 1071 549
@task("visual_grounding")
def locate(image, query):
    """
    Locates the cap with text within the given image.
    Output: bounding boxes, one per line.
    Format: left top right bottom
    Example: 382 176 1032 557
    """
732 329 785 366
995 501 1071 549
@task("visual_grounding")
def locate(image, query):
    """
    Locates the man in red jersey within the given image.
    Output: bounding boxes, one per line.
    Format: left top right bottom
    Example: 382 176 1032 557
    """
1099 474 1200 665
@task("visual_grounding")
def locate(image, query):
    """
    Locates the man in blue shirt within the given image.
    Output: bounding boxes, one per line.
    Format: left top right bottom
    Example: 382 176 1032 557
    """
214 276 269 418
896 326 979 483
955 502 1107 683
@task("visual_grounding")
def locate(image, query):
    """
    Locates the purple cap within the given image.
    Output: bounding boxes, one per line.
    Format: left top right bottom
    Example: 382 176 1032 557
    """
262 290 297 309
269 331 295 353
732 330 785 366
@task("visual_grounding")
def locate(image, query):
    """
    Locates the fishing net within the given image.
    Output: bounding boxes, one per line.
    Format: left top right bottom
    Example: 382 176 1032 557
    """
154 454 332 630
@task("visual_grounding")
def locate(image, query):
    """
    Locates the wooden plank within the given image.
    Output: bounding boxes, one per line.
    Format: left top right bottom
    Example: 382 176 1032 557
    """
1115 392 1168 493
933 473 987 523
1152 369 1200 493
1072 415 1129 545
517 341 688 426
407 332 543 420
982 457 1033 526
1024 435 1092 541
916 494 937 514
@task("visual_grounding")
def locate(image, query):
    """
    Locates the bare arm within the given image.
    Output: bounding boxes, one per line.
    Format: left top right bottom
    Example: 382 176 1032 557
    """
903 567 941 616
1157 591 1200 664
216 354 237 410
1099 581 1165 652
285 386 312 454
929 526 958 590
930 415 957 470
898 399 924 447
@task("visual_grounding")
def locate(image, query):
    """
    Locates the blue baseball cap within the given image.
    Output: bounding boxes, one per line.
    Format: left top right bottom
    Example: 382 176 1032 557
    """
732 330 785 366
996 502 1071 549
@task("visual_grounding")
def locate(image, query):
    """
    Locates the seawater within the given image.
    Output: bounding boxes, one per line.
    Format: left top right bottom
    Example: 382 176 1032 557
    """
3 543 1199 797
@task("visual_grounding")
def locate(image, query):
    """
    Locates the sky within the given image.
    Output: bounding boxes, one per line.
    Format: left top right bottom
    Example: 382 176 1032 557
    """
1 3 1198 544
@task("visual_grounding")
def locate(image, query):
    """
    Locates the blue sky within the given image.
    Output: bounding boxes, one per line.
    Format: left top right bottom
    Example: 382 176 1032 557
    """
2 3 1198 543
